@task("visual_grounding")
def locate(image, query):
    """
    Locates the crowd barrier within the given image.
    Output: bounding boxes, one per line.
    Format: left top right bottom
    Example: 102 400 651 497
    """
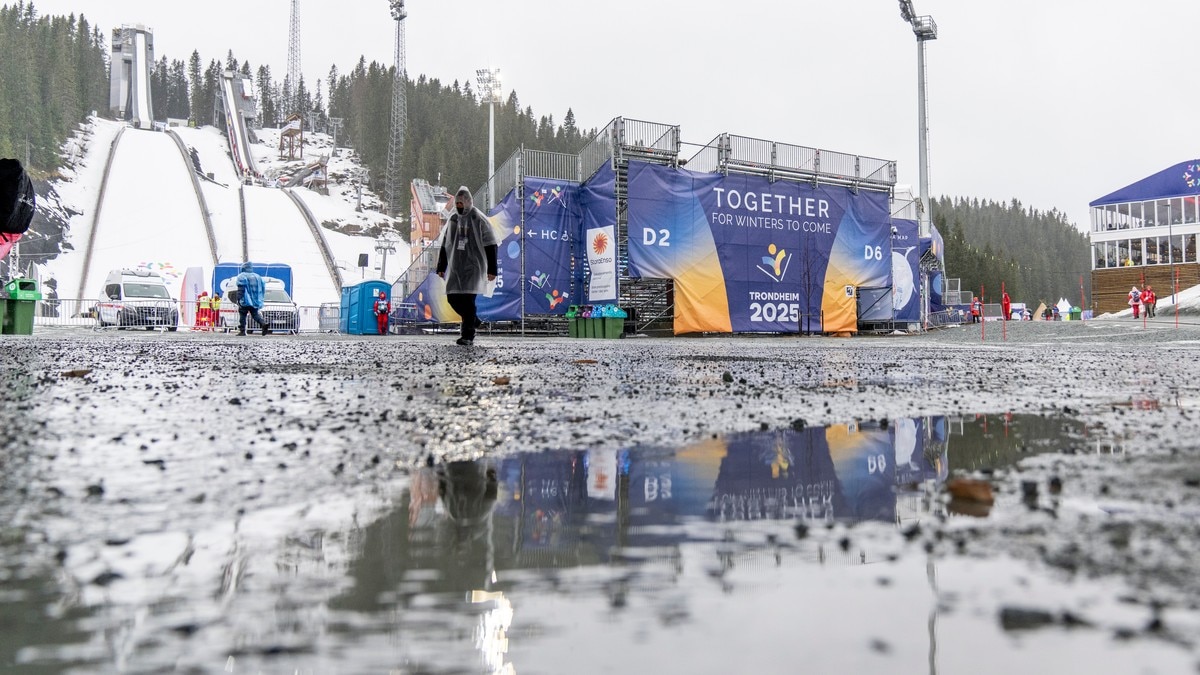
25 298 335 333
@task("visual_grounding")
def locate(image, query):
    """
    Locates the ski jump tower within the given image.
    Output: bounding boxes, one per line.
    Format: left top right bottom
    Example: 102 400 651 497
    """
109 25 155 129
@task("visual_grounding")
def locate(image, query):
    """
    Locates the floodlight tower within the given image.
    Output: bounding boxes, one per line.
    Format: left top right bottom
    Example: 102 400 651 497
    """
476 67 502 209
899 0 937 239
288 0 301 115
385 0 408 219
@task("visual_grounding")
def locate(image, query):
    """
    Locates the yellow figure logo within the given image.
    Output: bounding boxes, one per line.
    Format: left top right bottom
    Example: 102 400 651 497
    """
758 244 791 282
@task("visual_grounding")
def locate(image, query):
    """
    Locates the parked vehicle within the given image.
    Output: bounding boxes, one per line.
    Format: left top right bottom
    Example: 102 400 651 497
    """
216 276 299 334
96 268 179 330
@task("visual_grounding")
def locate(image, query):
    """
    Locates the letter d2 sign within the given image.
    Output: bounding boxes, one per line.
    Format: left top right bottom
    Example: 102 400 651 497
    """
643 228 671 247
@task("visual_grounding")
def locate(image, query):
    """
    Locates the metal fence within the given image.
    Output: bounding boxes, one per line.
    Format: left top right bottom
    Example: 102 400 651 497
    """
23 298 332 333
685 133 896 189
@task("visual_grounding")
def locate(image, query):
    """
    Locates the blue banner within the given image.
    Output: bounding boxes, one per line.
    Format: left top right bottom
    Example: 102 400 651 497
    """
577 163 618 302
521 178 578 314
892 218 921 322
627 161 891 334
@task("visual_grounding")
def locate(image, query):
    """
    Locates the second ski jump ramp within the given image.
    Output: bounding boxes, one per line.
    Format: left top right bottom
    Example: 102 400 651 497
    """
221 73 257 179
243 186 339 306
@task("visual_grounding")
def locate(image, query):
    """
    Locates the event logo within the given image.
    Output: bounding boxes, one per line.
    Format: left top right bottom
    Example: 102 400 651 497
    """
546 289 568 309
529 186 566 209
138 261 180 280
1187 165 1200 188
592 231 610 255
529 270 549 289
756 244 791 283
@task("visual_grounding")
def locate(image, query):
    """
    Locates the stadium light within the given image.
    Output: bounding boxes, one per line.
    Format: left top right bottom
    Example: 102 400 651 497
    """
898 0 937 240
476 67 502 209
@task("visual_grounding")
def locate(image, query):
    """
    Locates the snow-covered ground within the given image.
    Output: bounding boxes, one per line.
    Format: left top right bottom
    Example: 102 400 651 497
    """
41 116 409 307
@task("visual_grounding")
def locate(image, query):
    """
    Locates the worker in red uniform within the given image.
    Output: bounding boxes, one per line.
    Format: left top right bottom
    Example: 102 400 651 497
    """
1001 290 1012 321
374 292 391 335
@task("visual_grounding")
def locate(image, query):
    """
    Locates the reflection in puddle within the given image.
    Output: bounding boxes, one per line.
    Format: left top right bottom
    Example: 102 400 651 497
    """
11 414 1162 675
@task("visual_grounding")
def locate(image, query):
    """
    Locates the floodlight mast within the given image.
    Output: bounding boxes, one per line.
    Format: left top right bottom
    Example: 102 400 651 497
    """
899 0 937 240
476 68 502 209
386 0 408 219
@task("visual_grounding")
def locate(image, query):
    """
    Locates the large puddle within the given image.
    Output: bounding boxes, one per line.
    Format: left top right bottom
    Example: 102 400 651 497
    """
7 414 1190 674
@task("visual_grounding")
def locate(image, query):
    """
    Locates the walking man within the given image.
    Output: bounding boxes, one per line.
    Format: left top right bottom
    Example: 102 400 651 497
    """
437 186 498 346
236 262 269 336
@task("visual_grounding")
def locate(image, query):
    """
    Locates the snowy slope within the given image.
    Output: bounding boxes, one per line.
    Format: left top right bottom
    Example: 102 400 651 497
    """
171 125 243 262
243 186 340 305
42 116 409 308
74 128 211 299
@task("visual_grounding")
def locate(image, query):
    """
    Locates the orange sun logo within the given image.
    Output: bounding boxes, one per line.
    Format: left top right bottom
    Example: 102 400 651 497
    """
592 232 609 255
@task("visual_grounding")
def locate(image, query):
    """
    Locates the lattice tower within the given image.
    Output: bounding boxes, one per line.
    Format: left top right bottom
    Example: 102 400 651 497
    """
288 0 301 114
386 0 408 218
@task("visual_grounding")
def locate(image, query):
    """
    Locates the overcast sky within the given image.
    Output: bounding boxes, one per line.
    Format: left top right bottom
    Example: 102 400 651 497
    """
26 0 1200 232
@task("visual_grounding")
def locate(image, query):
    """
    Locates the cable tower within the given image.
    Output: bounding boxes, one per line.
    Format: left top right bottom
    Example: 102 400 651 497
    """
288 0 302 114
386 0 408 219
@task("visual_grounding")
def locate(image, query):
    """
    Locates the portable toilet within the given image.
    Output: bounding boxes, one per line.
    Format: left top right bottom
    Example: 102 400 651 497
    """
339 279 391 334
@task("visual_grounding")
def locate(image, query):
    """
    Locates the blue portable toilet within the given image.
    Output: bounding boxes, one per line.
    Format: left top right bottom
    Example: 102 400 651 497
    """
339 280 391 334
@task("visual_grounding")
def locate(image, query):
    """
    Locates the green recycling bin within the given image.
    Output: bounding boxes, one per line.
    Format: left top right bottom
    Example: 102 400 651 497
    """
4 278 41 335
603 317 623 339
1069 307 1081 321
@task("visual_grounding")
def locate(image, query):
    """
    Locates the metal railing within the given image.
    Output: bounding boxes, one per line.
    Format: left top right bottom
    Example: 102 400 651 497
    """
686 133 896 190
524 149 579 181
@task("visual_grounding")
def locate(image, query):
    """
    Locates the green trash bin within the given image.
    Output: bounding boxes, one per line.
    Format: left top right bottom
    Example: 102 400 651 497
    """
585 317 600 338
603 317 623 339
3 278 40 335
1069 307 1082 321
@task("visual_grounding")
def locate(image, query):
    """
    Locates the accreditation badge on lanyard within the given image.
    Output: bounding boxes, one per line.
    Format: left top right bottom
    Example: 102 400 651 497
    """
456 221 468 251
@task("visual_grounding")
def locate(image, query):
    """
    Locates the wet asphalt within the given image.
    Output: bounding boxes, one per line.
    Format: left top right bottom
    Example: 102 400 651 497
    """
3 317 1200 672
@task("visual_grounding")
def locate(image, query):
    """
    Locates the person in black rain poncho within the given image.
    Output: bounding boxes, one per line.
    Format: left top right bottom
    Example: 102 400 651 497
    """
436 186 498 346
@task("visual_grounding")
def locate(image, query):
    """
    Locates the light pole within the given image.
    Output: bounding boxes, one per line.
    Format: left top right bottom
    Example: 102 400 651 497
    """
899 0 937 330
899 0 937 240
475 67 502 209
328 116 344 157
355 167 370 212
375 232 399 280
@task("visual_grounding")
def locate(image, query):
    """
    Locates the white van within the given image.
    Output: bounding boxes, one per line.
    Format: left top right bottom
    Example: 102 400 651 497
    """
216 276 299 334
97 268 179 330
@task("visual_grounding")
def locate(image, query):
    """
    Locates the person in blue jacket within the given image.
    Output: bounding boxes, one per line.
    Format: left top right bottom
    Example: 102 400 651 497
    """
235 262 269 336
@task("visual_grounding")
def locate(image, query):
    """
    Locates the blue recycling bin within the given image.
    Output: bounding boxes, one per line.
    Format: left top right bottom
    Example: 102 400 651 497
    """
339 280 392 335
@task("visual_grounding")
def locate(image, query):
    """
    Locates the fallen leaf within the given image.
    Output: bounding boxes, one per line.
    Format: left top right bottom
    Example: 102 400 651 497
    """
492 376 511 386
61 369 92 378
574 359 598 365
946 478 995 504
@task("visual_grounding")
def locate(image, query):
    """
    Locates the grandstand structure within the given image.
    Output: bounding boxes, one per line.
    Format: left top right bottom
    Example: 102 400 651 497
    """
392 117 907 335
1089 160 1200 313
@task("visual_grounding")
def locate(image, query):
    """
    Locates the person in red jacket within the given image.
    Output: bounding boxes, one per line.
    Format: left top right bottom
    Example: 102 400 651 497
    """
1141 285 1156 318
374 292 391 335
1001 290 1012 321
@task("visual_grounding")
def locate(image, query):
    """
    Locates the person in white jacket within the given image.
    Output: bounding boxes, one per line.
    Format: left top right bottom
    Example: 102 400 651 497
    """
436 186 498 346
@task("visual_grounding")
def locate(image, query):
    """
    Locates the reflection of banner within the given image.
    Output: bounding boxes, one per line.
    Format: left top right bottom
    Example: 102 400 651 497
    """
826 422 895 523
522 178 577 314
585 225 617 301
626 160 891 334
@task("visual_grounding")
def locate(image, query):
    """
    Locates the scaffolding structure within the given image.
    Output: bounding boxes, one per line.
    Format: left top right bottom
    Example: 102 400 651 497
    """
392 116 901 336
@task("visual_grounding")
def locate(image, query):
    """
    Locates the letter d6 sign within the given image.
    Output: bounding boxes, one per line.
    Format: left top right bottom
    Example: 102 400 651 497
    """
864 245 883 261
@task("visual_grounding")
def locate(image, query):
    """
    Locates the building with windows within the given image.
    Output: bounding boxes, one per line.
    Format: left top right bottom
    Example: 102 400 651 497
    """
1089 161 1200 312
